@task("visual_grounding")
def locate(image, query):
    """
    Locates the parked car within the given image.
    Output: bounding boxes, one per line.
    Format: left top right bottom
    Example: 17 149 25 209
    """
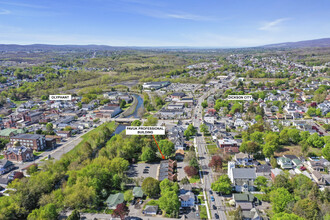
211 196 215 202
215 213 219 219
213 205 217 210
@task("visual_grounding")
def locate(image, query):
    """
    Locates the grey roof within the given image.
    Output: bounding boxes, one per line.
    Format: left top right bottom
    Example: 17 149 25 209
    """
236 202 253 210
283 155 298 160
12 134 44 140
144 205 158 213
180 184 192 192
5 146 30 154
232 168 256 179
256 164 271 173
179 192 194 201
0 159 13 169
158 160 169 181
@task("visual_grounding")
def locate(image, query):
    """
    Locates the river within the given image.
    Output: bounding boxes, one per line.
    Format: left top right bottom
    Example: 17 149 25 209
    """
114 94 144 135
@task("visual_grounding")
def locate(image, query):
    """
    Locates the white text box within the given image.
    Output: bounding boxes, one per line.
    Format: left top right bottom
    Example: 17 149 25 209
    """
126 126 165 135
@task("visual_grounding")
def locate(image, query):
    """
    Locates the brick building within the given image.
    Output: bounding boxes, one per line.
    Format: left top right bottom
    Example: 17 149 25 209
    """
10 134 46 151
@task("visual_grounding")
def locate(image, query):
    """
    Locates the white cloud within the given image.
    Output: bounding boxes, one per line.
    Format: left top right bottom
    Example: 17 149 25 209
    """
0 1 48 9
165 13 213 21
259 18 290 31
0 9 10 15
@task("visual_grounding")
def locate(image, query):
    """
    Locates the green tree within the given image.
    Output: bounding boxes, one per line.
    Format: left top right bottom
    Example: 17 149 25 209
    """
141 177 160 197
184 124 197 140
189 157 199 169
200 123 209 135
272 212 304 220
254 176 268 192
67 210 80 220
322 143 330 161
201 100 208 108
158 191 180 216
141 147 156 162
180 177 190 185
120 99 126 108
27 164 38 175
109 157 129 174
159 139 174 158
270 156 278 168
250 131 264 144
131 120 142 126
144 116 158 126
270 187 294 213
307 133 324 148
263 143 276 158
46 123 53 133
211 175 232 195
293 198 320 220
27 203 58 220
124 190 133 202
287 129 301 144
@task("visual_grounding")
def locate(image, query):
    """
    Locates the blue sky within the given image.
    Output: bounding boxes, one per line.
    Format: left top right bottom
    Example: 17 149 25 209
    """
0 0 330 47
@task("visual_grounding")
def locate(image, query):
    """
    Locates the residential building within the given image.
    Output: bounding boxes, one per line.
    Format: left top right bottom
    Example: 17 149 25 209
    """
143 205 159 215
218 139 239 154
228 162 256 192
234 152 253 166
10 134 46 151
3 141 34 162
105 193 124 209
277 157 293 169
133 187 144 199
179 191 195 207
271 168 284 181
0 159 14 175
0 128 25 139
204 114 216 124
233 193 259 211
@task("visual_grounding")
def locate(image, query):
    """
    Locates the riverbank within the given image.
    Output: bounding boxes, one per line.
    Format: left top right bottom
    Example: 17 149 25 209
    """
122 94 138 117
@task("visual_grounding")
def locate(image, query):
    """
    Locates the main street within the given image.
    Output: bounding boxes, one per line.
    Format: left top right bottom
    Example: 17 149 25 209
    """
193 86 227 220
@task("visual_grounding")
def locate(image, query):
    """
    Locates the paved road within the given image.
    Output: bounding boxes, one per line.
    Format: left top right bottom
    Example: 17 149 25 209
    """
193 86 227 220
8 127 95 173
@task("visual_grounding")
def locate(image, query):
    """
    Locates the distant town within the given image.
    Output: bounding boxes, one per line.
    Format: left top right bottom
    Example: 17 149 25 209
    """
0 43 329 220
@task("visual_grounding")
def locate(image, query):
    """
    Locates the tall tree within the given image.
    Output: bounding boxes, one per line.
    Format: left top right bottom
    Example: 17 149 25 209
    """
211 175 232 195
112 203 129 220
141 177 160 197
270 187 294 213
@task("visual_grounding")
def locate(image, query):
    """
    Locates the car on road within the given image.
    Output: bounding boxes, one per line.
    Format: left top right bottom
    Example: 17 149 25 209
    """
209 190 213 194
211 196 215 201
215 213 219 219
213 205 217 210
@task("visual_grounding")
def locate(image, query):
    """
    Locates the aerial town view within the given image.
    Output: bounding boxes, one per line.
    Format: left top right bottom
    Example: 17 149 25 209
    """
0 1 329 220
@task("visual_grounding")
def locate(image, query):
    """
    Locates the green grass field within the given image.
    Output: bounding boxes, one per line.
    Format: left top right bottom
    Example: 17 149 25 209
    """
207 144 218 155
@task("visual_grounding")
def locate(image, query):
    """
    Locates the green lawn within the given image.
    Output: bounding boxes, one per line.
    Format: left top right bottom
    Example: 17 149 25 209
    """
12 100 26 106
189 175 201 184
122 103 132 111
207 144 218 155
199 205 208 219
33 151 43 157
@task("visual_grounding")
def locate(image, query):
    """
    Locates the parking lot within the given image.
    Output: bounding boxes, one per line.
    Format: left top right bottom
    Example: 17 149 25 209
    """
126 162 159 179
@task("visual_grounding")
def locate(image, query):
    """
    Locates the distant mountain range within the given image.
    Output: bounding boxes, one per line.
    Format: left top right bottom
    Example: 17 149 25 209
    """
262 38 330 48
1 38 330 51
0 44 129 52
